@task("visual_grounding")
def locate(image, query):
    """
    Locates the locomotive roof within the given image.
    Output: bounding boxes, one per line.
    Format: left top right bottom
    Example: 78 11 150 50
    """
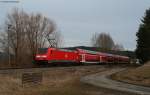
77 48 129 58
77 48 100 54
58 48 76 52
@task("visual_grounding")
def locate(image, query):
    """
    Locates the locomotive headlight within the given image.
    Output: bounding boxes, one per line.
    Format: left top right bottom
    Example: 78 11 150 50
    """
41 55 47 58
36 55 47 58
36 55 41 58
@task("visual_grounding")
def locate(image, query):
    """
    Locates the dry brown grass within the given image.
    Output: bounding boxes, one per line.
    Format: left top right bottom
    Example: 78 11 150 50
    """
112 62 150 87
0 66 135 95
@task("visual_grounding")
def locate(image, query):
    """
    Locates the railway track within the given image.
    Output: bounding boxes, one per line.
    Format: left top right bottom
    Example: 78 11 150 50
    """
0 64 133 77
0 63 131 71
0 65 108 79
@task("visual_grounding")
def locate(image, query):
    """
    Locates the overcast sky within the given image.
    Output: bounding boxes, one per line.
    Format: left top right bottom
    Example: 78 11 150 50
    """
0 0 150 50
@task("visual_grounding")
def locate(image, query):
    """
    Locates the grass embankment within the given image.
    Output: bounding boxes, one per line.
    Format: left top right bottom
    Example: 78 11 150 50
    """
112 62 150 87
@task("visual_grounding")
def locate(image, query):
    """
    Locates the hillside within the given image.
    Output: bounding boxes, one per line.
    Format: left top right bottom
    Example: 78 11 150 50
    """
111 61 150 87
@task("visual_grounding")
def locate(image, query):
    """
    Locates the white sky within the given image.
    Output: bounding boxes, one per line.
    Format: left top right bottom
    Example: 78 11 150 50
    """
1 0 150 50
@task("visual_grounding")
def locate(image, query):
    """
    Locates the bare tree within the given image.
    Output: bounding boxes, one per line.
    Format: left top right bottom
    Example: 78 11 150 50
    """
91 32 99 47
25 13 56 60
0 8 62 66
91 32 115 51
113 44 124 51
0 32 8 52
4 8 28 66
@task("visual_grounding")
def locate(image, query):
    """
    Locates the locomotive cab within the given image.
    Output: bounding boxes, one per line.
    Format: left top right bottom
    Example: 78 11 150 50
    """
35 48 49 64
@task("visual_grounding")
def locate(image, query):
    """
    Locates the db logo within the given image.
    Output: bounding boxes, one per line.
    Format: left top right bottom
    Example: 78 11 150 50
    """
65 54 68 58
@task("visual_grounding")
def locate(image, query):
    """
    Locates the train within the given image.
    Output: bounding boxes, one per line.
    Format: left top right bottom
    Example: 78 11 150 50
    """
34 47 130 65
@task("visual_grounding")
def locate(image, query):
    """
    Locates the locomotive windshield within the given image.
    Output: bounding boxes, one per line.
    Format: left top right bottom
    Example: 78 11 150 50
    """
38 48 48 54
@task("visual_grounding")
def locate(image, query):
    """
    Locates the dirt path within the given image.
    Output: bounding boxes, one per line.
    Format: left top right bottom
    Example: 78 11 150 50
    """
81 68 150 95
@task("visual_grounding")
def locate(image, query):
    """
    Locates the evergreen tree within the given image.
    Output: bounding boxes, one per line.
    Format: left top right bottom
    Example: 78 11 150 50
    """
136 8 150 63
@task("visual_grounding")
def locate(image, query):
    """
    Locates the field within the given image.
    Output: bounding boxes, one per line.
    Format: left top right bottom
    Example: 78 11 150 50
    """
111 62 150 87
0 65 135 95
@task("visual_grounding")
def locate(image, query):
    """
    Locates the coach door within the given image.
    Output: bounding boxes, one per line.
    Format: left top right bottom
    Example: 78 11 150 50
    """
99 56 102 63
80 54 86 63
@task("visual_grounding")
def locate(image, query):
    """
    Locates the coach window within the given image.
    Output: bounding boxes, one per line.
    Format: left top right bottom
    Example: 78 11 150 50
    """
38 48 48 54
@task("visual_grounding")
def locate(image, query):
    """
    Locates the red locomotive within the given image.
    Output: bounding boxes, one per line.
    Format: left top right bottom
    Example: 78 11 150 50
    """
34 47 130 64
35 48 80 64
